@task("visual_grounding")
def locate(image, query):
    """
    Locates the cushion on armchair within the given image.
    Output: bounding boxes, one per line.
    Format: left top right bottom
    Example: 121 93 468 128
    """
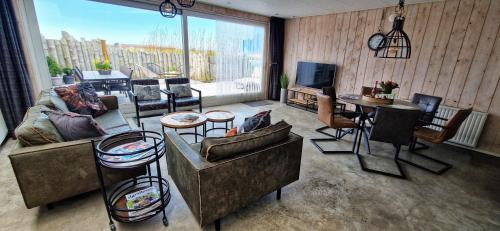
238 110 271 133
14 105 64 146
170 83 193 98
133 85 161 101
201 120 292 162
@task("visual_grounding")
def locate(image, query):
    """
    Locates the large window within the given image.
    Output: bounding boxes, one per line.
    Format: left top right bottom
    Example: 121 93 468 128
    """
187 16 265 97
34 0 266 101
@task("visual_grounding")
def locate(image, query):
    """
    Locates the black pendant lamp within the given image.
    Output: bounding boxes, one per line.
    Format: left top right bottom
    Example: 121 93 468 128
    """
375 0 411 59
176 0 196 8
159 0 178 18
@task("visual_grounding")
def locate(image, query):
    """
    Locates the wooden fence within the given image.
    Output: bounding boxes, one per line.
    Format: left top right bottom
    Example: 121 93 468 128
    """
41 31 214 81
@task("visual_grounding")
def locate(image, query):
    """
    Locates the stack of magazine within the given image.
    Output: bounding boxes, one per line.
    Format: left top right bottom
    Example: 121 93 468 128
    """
101 140 160 167
172 114 199 123
125 186 161 221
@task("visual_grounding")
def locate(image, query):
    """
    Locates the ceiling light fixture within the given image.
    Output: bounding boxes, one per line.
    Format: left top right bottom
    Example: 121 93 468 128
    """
159 0 178 18
176 0 196 8
374 0 411 59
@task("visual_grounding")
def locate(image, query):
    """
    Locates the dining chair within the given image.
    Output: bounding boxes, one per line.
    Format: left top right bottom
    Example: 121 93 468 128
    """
310 92 359 154
74 66 108 93
401 108 472 174
165 77 202 112
355 106 421 179
411 93 443 127
321 86 358 136
107 65 132 95
128 79 171 126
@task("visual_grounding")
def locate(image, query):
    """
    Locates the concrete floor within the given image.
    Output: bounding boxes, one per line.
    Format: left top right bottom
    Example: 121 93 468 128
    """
1 101 499 231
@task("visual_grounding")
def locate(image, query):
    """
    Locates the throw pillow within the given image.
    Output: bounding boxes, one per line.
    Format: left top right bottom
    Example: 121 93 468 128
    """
238 110 271 133
14 105 64 146
201 120 292 162
43 110 107 141
54 84 92 115
78 82 108 117
170 83 193 98
36 89 70 112
133 85 161 101
225 127 238 137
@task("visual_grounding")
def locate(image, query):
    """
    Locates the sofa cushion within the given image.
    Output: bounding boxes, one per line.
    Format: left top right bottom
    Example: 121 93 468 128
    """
174 97 200 107
44 110 107 141
170 83 193 98
137 99 170 111
239 110 271 133
54 85 92 115
201 120 292 162
94 109 129 131
133 85 161 101
14 105 64 146
36 89 70 112
78 82 108 117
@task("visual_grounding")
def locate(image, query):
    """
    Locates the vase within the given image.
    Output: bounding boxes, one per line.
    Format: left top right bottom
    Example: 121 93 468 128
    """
63 75 75 84
98 70 112 75
51 76 64 86
280 88 287 104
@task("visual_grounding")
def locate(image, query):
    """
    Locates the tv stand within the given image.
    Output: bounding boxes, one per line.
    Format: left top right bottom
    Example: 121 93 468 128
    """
286 87 321 112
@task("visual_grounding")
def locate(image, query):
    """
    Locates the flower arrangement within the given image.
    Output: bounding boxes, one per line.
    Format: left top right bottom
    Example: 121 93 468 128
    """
94 59 112 74
379 80 399 94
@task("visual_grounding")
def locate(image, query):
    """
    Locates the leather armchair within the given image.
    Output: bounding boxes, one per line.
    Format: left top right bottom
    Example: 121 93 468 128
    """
165 77 202 112
128 79 171 125
164 129 303 230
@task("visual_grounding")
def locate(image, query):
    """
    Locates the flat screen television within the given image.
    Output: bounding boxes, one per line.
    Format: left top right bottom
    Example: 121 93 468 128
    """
295 61 336 89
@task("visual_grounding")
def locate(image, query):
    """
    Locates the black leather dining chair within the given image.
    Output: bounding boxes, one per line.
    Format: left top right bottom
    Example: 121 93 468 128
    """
411 93 443 126
355 106 421 179
165 77 202 112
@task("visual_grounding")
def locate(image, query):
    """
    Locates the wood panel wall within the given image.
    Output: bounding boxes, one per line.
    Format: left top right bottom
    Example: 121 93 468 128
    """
283 0 500 155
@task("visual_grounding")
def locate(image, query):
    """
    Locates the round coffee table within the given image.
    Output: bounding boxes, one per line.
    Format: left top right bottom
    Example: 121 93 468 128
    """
205 110 235 134
161 111 207 143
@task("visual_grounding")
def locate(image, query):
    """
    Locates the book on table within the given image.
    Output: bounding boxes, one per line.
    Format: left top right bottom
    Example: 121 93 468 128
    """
171 114 199 123
125 186 161 220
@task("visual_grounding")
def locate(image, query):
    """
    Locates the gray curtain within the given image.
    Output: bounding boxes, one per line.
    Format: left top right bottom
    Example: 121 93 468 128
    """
0 0 34 135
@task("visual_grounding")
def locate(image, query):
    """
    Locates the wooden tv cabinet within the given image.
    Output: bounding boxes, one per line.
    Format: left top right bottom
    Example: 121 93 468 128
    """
286 87 321 112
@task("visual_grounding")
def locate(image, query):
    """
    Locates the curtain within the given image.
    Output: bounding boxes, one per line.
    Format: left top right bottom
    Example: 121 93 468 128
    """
268 17 285 100
0 0 34 135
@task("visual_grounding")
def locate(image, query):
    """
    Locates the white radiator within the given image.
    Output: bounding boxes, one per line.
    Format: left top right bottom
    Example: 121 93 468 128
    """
429 106 487 148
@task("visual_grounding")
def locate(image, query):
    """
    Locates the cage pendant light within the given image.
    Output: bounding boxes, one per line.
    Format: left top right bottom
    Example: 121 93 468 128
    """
375 0 411 59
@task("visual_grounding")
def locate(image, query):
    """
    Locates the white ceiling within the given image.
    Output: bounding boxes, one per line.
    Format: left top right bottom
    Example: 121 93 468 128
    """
198 0 441 18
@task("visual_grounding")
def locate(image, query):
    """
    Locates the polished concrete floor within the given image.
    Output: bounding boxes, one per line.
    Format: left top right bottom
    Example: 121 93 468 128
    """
1 101 499 231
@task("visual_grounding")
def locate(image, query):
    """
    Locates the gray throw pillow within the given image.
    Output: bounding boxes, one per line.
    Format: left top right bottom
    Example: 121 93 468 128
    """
43 110 107 141
170 83 193 98
36 89 70 112
201 120 292 162
14 105 64 146
134 85 161 101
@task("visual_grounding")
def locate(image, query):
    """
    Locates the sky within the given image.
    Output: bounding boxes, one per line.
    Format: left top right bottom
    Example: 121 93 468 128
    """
34 0 215 47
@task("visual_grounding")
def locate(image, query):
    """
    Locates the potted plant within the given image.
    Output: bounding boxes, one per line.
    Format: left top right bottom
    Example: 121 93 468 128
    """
379 80 399 94
95 59 112 75
62 67 75 84
280 73 289 104
47 56 63 86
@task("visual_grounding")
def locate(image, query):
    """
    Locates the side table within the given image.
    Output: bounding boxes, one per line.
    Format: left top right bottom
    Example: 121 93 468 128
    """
205 110 235 134
160 111 207 143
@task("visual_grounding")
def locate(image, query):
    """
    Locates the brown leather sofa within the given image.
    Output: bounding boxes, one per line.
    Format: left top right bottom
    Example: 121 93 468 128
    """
164 129 303 229
9 95 144 209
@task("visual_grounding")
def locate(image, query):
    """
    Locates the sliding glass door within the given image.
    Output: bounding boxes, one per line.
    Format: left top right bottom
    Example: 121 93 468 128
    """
186 15 266 99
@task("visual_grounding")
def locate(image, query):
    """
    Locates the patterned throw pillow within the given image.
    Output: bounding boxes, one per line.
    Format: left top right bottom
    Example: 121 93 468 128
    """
54 85 92 115
238 110 272 133
14 105 64 146
133 85 161 101
78 82 108 117
43 110 107 141
170 83 193 98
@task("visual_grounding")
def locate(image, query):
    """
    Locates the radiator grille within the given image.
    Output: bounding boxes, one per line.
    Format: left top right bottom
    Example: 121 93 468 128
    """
429 106 487 148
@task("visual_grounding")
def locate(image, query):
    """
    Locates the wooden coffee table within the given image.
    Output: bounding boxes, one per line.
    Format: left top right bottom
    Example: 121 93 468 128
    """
205 110 235 134
161 111 208 143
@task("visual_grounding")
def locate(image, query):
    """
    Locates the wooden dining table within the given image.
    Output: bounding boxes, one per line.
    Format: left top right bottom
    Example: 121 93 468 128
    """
337 94 421 154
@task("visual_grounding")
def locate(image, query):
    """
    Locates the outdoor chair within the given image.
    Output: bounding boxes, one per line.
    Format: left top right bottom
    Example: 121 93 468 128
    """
401 108 472 175
107 65 132 95
74 66 108 93
165 77 202 112
355 106 421 179
128 79 171 125
310 92 359 154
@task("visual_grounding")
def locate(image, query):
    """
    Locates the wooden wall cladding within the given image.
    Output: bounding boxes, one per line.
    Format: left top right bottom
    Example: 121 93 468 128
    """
283 0 500 155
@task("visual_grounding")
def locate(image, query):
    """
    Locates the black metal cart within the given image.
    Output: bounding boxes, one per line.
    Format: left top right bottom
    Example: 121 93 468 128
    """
92 130 171 231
